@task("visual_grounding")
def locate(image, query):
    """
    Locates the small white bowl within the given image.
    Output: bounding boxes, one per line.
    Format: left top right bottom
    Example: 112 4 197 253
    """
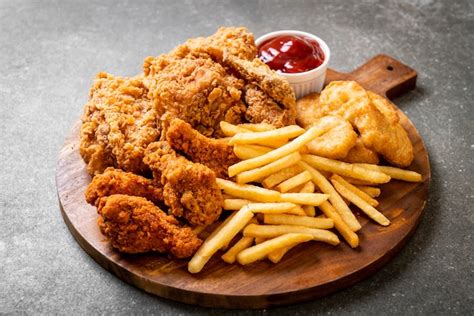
255 30 330 99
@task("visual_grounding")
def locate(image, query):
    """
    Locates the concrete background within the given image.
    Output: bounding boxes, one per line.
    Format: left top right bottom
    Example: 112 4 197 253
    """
1 0 473 314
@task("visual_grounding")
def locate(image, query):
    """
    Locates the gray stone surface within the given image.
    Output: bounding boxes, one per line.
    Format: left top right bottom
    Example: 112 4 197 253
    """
0 0 473 314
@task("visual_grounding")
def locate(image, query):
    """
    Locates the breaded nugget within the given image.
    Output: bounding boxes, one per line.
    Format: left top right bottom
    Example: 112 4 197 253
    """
97 194 202 258
305 116 358 159
295 92 326 127
342 138 380 164
144 141 223 226
165 118 239 179
85 168 163 205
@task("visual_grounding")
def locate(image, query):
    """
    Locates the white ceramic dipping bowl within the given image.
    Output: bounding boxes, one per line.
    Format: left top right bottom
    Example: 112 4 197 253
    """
255 30 330 99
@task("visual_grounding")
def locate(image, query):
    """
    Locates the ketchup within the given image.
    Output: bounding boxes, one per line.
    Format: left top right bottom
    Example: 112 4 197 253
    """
258 35 325 74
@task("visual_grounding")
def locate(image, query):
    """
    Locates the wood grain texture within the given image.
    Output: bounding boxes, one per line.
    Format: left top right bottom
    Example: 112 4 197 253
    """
56 54 429 309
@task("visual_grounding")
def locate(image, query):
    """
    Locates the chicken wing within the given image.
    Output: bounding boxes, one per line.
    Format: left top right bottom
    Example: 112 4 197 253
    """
85 168 163 205
144 141 223 226
165 118 239 178
97 194 202 258
80 72 159 175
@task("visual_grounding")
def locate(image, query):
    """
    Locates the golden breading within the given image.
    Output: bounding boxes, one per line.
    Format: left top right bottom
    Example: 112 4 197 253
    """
80 72 159 175
165 118 240 179
171 26 257 61
295 92 325 127
144 57 247 137
368 91 399 124
97 194 202 258
342 138 380 164
305 116 358 159
244 84 296 127
144 141 223 226
320 81 414 167
85 168 163 206
223 55 296 113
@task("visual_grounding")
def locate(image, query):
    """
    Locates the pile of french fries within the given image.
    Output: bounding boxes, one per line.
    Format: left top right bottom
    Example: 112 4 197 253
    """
188 122 422 273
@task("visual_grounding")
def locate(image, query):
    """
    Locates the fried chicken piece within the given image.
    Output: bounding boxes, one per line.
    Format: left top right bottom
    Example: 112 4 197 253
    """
243 84 296 127
80 72 159 175
144 57 247 137
97 194 202 258
305 116 358 159
342 138 380 164
85 168 163 205
165 118 239 178
171 26 257 61
144 141 223 226
320 81 414 167
223 55 296 113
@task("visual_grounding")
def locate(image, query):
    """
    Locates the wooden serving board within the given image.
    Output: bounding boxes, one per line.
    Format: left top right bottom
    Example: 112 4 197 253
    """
56 55 430 309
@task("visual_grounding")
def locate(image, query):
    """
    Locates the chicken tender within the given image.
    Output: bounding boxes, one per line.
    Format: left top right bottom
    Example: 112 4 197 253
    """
244 85 296 127
165 118 239 179
144 57 247 137
80 72 159 175
320 81 414 167
85 168 163 205
305 116 358 159
342 138 380 164
144 141 223 226
223 54 296 112
97 194 202 258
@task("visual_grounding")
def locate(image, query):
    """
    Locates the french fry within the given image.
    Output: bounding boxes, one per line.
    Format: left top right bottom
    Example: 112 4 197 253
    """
228 125 326 177
237 233 313 265
341 176 378 186
237 123 275 132
299 181 315 193
331 174 379 207
276 171 312 193
229 125 305 145
243 224 340 245
188 206 254 273
267 245 294 263
331 179 390 226
220 121 250 137
318 201 359 248
354 163 422 182
246 202 306 216
303 205 316 217
254 237 267 244
262 165 303 188
216 178 281 202
302 154 391 184
279 193 329 206
223 199 252 211
356 185 381 198
192 225 206 235
221 236 254 264
299 161 362 232
236 152 301 184
263 214 334 229
233 144 273 160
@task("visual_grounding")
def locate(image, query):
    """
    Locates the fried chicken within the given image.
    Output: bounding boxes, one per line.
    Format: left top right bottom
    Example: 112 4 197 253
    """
171 26 257 61
85 168 163 205
144 141 223 226
97 194 202 258
243 84 296 127
223 54 296 113
165 118 239 178
144 56 247 137
80 72 159 175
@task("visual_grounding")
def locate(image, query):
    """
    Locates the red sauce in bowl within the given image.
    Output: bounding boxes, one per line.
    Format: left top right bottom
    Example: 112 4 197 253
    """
258 35 325 74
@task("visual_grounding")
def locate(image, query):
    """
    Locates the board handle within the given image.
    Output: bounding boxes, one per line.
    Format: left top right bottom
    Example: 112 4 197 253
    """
325 54 417 99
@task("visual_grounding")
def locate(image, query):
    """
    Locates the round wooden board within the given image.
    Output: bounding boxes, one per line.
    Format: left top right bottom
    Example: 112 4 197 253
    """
57 55 430 309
